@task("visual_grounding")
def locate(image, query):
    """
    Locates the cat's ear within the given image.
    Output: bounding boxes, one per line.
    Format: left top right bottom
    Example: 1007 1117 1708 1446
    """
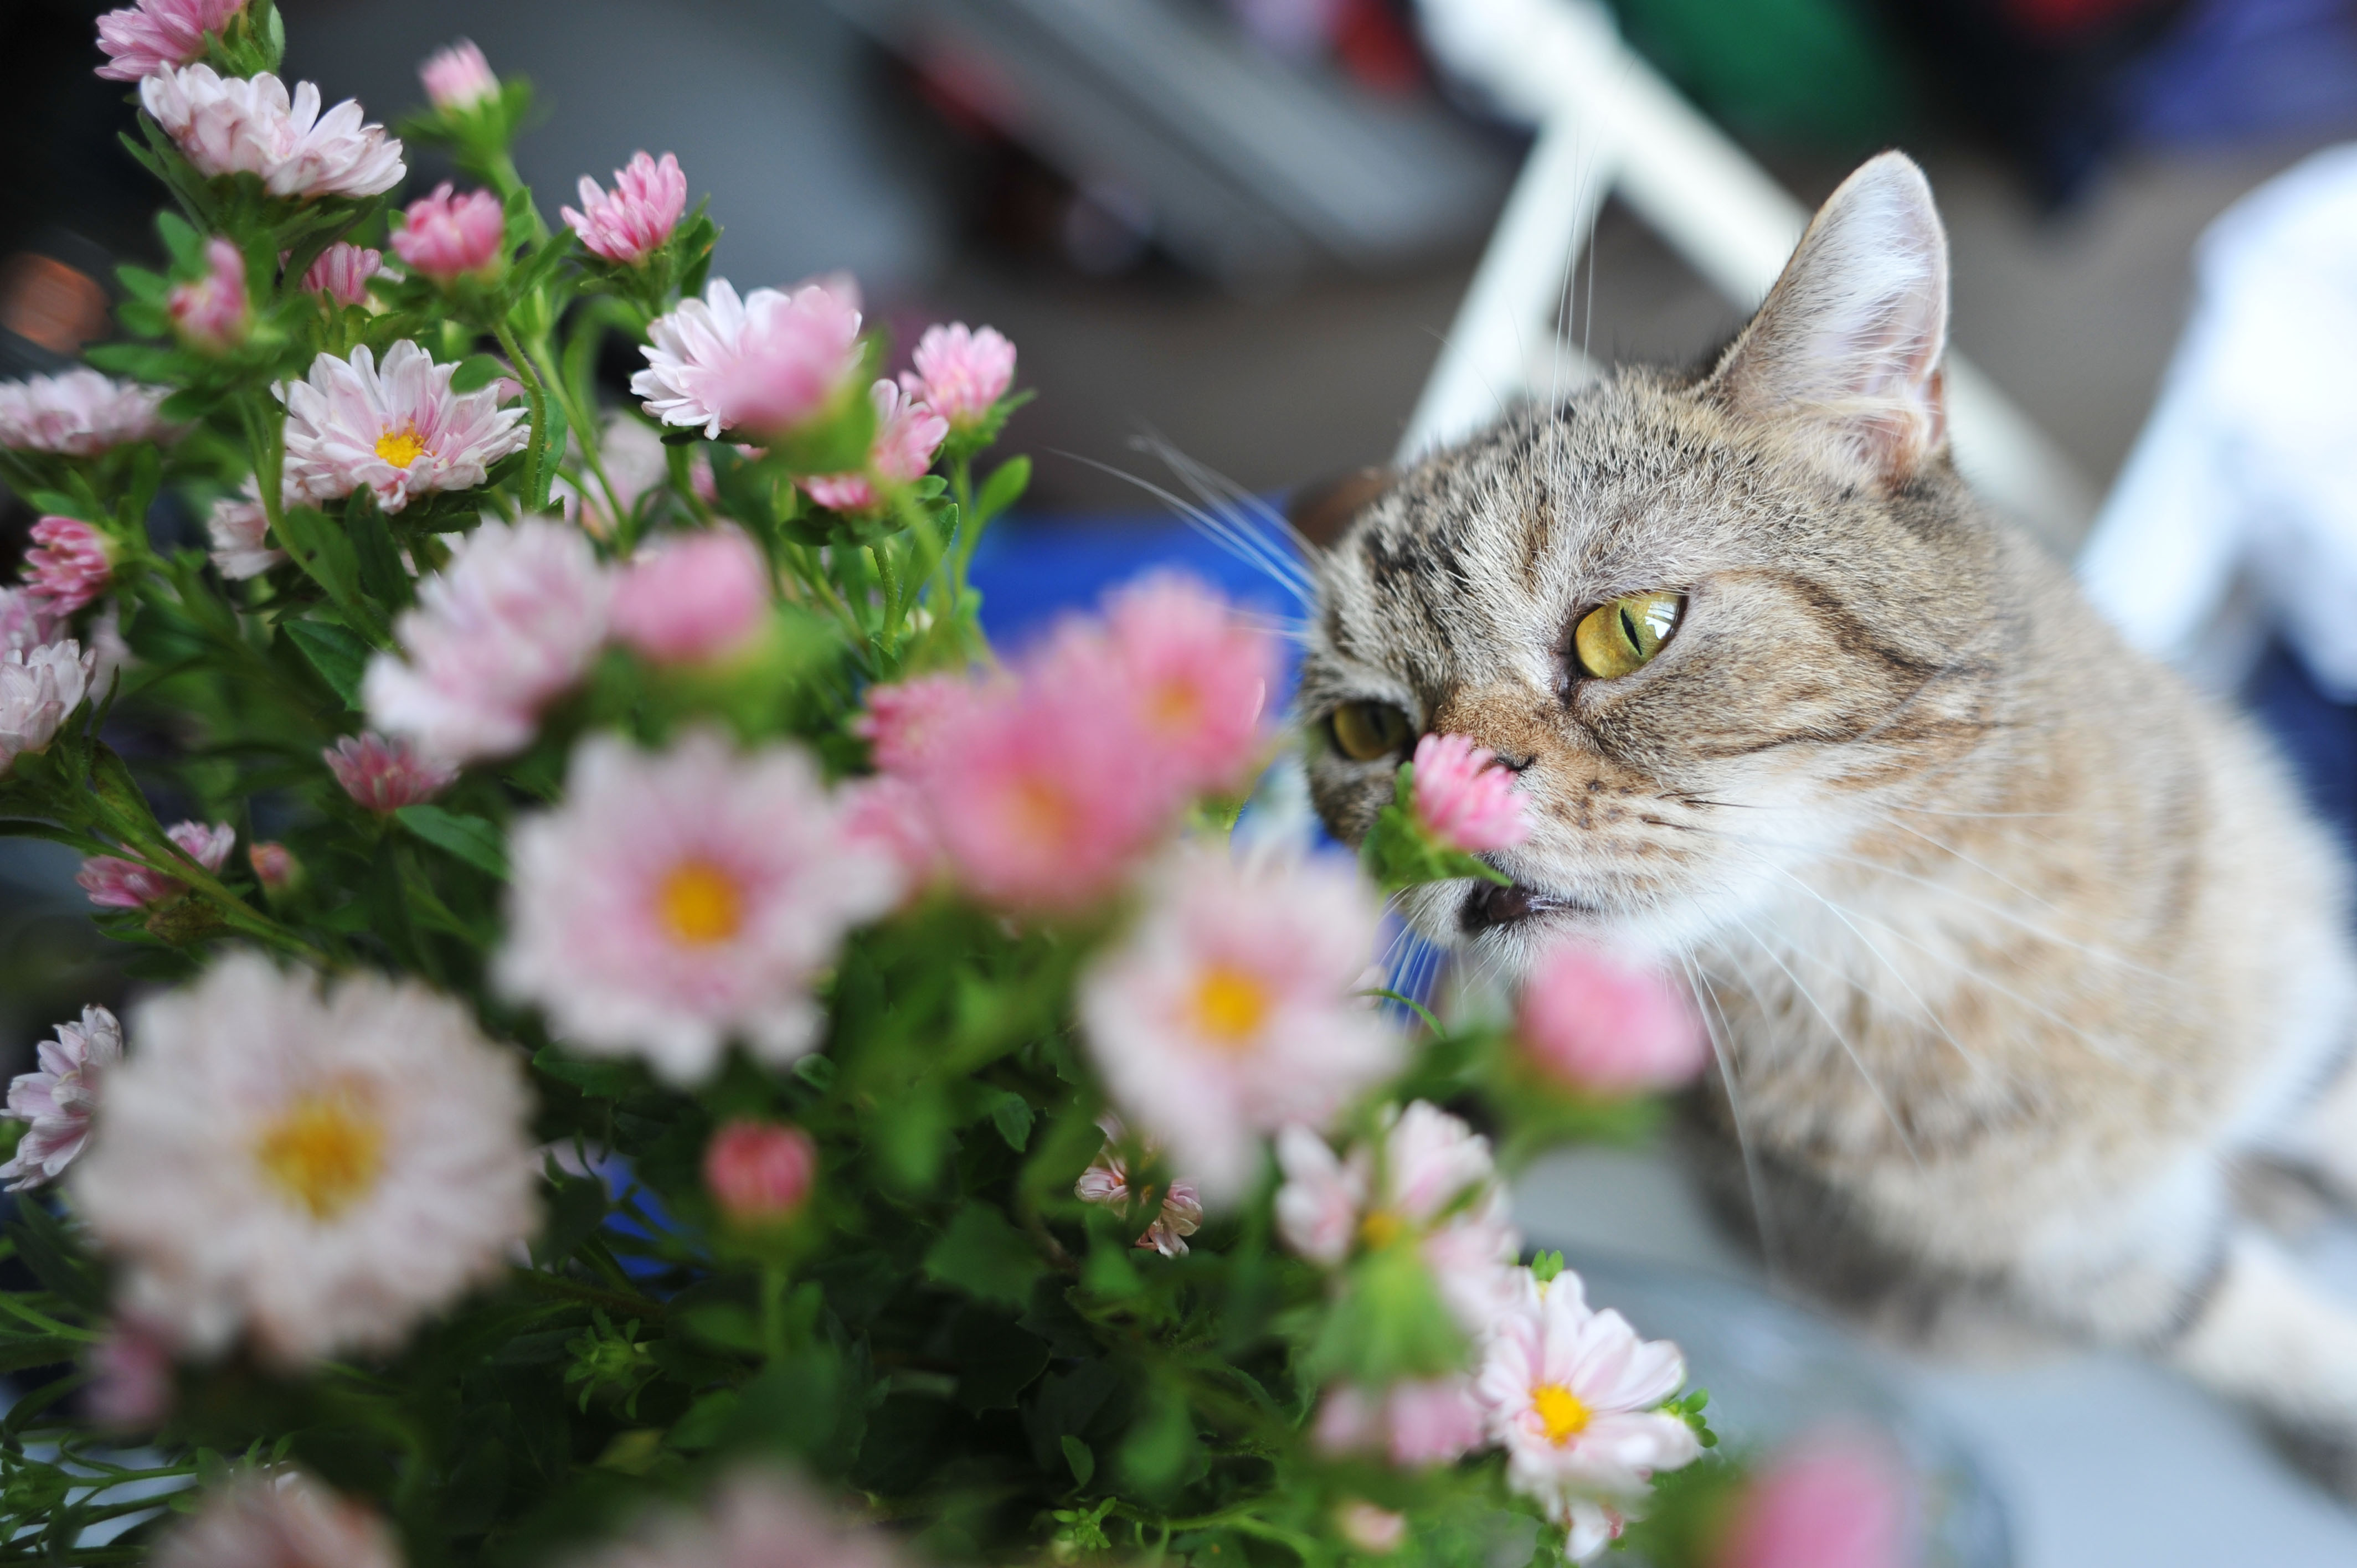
1706 152 1949 486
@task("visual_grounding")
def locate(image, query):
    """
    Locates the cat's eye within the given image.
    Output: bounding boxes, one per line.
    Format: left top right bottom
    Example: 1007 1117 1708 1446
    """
1329 700 1412 762
1572 591 1684 681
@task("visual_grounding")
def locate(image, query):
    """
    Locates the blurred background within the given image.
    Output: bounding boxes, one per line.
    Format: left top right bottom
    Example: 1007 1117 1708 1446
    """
6 1 2357 1560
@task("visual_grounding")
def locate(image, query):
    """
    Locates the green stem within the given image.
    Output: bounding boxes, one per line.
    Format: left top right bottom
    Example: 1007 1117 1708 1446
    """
491 318 553 508
524 332 628 538
512 1268 668 1322
759 1262 788 1363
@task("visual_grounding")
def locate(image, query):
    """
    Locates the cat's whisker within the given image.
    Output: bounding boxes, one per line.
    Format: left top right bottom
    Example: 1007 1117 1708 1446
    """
1680 948 1785 1282
1139 436 1320 562
1048 449 1314 601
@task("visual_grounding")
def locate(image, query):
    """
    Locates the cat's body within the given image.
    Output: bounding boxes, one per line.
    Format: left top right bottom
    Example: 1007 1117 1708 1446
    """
1300 154 2357 1470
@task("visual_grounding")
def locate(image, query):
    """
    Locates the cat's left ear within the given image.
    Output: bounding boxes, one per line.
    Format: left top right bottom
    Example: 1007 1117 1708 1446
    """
1705 151 1949 487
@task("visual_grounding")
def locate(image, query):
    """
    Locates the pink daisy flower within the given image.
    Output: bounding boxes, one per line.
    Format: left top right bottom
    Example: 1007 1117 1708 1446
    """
23 517 114 613
1718 1428 1911 1568
1098 571 1275 795
1074 1114 1205 1257
93 0 245 82
205 482 281 580
1413 731 1528 853
1078 846 1402 1199
323 731 457 812
300 242 382 307
799 379 948 515
139 65 404 200
362 517 610 763
632 275 864 442
0 369 173 455
496 730 901 1084
391 183 505 285
853 672 979 775
900 322 1017 430
1517 943 1707 1095
837 773 945 895
167 236 250 354
277 339 528 514
152 1468 400 1568
0 637 95 773
0 1005 121 1192
610 528 771 664
563 151 688 266
704 1120 817 1225
76 818 234 910
1312 1376 1488 1468
418 39 497 112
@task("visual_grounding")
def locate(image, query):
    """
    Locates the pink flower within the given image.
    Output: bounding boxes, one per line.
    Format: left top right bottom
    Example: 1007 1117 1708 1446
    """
0 369 172 455
205 483 281 579
1717 1429 1911 1568
419 38 497 112
152 1468 401 1568
76 818 234 910
1413 731 1527 853
559 1468 909 1568
838 774 945 895
277 339 529 513
1334 1502 1407 1555
0 1006 121 1191
1474 1269 1700 1529
496 730 900 1084
1078 847 1401 1199
0 638 95 771
1074 1115 1205 1257
300 243 382 307
248 840 297 890
901 322 1016 430
610 529 770 664
323 731 457 812
86 1318 175 1430
167 236 250 353
95 0 246 82
1313 1376 1486 1468
1517 944 1707 1095
563 151 688 266
854 672 976 775
1098 571 1275 795
140 65 404 199
0 588 63 654
703 1120 817 1224
632 276 864 442
23 517 113 613
800 379 948 514
362 517 610 762
392 183 506 285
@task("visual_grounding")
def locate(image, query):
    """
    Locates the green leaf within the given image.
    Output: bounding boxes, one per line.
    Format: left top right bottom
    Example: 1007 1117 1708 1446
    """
395 804 506 878
987 1091 1035 1152
922 1203 1046 1308
950 1308 1051 1412
974 454 1032 524
1059 1434 1095 1487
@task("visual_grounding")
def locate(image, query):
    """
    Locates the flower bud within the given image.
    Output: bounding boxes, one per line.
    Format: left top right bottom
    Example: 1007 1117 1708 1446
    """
24 517 114 613
609 529 770 664
901 322 1017 431
1516 943 1706 1095
301 242 383 307
1411 731 1526 853
561 152 688 267
392 184 506 286
166 237 250 354
419 38 498 112
703 1120 816 1224
1334 1502 1406 1555
324 732 457 813
248 840 299 891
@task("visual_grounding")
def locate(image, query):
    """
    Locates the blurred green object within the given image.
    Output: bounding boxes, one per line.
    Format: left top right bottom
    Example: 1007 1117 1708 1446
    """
1607 0 1915 148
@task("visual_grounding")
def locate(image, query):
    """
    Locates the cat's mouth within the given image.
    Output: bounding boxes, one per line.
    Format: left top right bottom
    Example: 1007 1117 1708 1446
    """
1459 878 1599 935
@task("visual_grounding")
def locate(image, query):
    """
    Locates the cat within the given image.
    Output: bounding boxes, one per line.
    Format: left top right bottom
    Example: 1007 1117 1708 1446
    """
1298 151 2357 1480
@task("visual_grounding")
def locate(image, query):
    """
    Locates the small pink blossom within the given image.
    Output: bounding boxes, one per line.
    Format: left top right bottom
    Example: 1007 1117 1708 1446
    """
362 517 610 762
323 731 457 812
140 65 404 200
23 517 114 613
419 39 498 112
800 379 947 514
0 638 95 771
392 183 506 285
277 339 529 514
0 1005 121 1191
704 1120 817 1224
1097 571 1275 795
0 588 63 654
854 672 977 775
610 529 770 664
94 0 246 81
1518 944 1707 1095
1079 846 1401 1199
902 323 1016 430
248 840 297 890
167 236 250 353
562 151 688 266
0 369 173 455
76 819 234 910
300 242 382 307
152 1467 401 1568
1334 1502 1407 1555
1717 1428 1911 1568
1413 731 1527 853
205 483 281 579
1313 1376 1486 1468
837 774 944 894
633 276 865 442
1074 1115 1204 1257
86 1318 175 1430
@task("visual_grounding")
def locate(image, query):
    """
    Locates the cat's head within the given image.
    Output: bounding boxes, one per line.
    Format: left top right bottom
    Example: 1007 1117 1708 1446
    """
1301 153 2012 969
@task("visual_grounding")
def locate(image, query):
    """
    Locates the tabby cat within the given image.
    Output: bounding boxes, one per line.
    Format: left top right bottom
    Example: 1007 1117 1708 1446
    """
1300 153 2357 1475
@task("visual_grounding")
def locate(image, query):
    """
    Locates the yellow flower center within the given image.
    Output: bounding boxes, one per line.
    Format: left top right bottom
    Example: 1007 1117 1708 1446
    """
1007 776 1073 848
1149 679 1200 733
375 425 428 468
1531 1383 1590 1445
1191 964 1270 1049
1358 1208 1403 1250
255 1090 386 1220
657 859 744 946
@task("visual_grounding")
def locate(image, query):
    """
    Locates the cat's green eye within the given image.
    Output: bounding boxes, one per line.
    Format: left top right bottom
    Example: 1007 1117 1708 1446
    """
1329 700 1412 762
1573 591 1684 680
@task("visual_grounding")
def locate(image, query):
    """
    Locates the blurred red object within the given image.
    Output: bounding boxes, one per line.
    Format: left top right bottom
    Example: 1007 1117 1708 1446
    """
0 253 112 354
2002 0 2170 39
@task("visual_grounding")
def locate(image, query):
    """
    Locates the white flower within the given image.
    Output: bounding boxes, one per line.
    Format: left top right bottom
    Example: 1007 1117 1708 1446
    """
277 340 528 514
139 64 404 200
0 369 172 455
0 1007 121 1191
70 953 539 1366
206 482 282 579
153 1467 400 1568
0 638 95 773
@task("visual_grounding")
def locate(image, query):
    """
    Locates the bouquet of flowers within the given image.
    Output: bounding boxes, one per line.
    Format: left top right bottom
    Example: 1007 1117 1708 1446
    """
0 4 1823 1565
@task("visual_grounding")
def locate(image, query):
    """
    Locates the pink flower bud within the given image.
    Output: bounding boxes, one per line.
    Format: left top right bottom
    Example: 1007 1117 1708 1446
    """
561 151 688 266
86 1319 175 1431
608 529 770 664
1517 943 1707 1095
1718 1430 1911 1568
1335 1502 1406 1555
24 517 113 613
301 242 383 307
75 819 234 910
800 379 948 515
248 840 298 890
419 38 498 111
1412 731 1527 853
900 322 1016 430
703 1120 817 1224
94 0 246 84
392 183 506 285
324 732 458 813
166 236 250 354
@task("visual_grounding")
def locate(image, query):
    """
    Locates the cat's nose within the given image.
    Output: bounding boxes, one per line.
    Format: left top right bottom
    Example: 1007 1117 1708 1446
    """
1428 687 1557 771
